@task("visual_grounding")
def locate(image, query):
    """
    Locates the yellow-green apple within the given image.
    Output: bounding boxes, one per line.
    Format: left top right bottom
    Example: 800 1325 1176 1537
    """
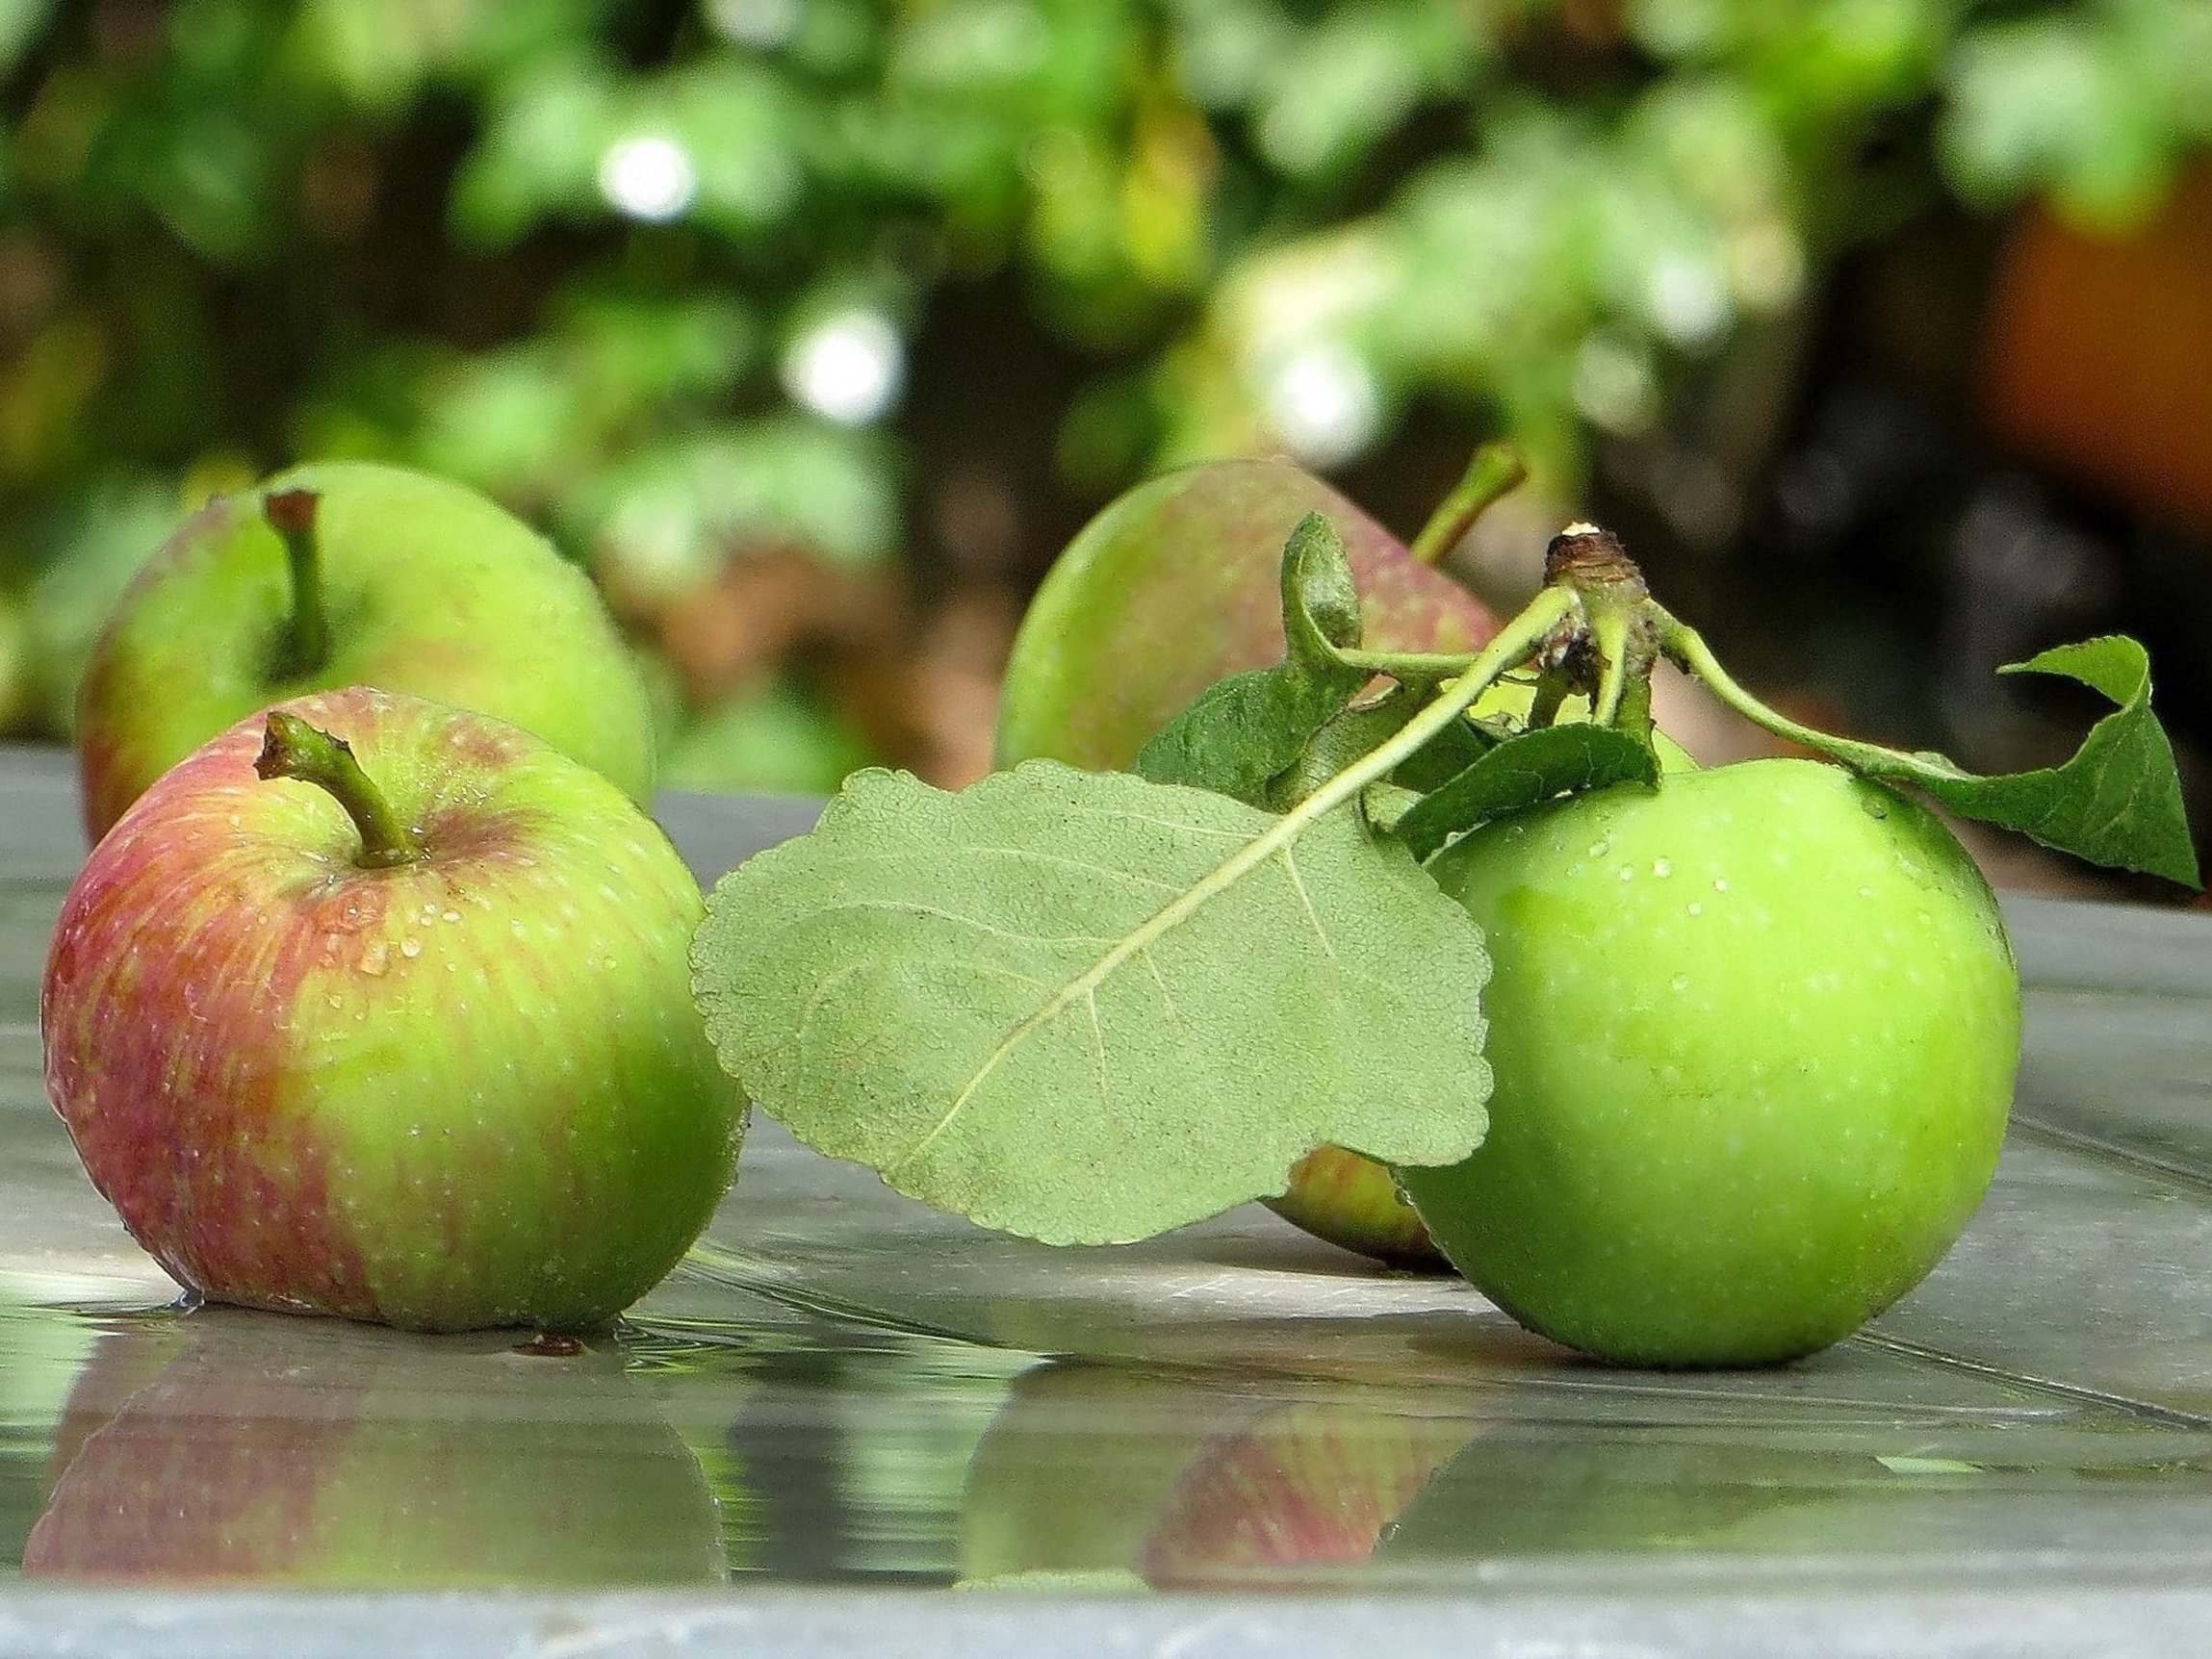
75 461 656 840
25 1311 725 1586
40 686 744 1333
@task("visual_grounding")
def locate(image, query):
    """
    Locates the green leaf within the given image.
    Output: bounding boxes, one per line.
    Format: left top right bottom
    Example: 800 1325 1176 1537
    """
692 761 1493 1244
1666 625 2199 886
1133 662 1360 805
1132 512 1369 805
1279 510 1365 666
1926 638 2197 885
1396 724 1661 862
1266 684 1494 812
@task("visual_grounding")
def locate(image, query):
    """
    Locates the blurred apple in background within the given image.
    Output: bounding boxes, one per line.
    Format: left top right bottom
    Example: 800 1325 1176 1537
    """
24 1311 725 1587
74 461 657 840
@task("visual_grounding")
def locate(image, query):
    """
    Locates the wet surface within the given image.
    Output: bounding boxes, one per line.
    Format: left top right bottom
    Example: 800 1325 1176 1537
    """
7 752 2212 1611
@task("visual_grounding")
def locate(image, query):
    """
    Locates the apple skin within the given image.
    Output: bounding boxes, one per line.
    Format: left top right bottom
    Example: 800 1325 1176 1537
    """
40 686 744 1334
75 461 656 840
25 1312 726 1587
1400 758 2020 1367
1264 1148 1437 1267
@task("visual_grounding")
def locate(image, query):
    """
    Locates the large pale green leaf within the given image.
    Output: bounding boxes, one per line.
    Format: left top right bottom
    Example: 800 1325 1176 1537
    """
692 761 1493 1244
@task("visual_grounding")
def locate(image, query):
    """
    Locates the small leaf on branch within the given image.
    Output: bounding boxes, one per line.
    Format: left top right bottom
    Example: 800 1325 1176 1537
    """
1279 510 1364 668
1934 639 2199 884
1395 725 1661 862
1664 624 2199 885
1135 662 1363 806
691 762 1494 1244
1135 512 1370 805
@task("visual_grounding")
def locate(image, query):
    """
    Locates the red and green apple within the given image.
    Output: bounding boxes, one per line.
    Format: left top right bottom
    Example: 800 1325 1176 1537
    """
41 685 744 1334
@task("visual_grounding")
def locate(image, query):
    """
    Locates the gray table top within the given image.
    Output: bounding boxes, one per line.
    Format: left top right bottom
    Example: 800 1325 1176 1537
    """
6 744 2212 1656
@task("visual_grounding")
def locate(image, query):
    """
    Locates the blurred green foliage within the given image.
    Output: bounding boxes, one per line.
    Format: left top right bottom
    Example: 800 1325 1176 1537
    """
0 0 2203 783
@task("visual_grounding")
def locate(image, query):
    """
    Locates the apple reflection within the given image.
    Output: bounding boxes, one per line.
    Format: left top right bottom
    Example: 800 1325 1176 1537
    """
957 1360 1484 1590
24 1309 724 1587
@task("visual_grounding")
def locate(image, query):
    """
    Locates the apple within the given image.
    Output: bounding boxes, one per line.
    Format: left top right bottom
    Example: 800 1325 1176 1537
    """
1264 1149 1436 1267
40 686 745 1334
1399 758 2020 1367
997 456 1500 775
998 455 1505 1266
25 1311 726 1586
75 460 656 840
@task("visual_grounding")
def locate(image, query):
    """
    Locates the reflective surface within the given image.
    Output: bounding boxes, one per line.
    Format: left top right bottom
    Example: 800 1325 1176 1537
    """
8 748 2212 1624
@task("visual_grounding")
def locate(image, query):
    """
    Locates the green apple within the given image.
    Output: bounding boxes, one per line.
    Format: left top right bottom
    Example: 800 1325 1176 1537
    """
74 461 656 839
25 1312 725 1586
40 686 744 1333
1400 758 2020 1367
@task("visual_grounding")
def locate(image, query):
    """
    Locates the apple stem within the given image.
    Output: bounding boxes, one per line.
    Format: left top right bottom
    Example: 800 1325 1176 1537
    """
265 488 330 676
1408 445 1527 568
254 713 425 869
